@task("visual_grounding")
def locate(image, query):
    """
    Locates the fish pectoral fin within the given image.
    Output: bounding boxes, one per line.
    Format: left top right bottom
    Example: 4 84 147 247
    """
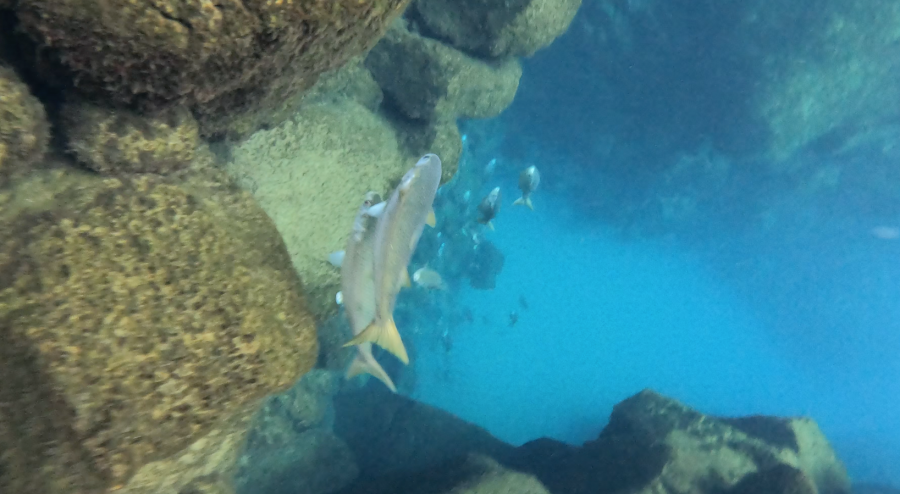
426 208 436 227
486 221 495 231
327 250 345 268
347 352 397 392
343 318 409 364
400 269 412 288
366 201 387 218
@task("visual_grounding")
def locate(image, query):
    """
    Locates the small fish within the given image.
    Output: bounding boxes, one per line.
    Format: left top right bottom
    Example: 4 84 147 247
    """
340 191 396 392
344 154 442 364
508 311 519 327
413 267 446 290
477 187 501 230
512 166 540 210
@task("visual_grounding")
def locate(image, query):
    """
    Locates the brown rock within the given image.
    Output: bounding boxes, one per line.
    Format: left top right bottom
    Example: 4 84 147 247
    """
366 20 521 122
0 165 318 493
0 64 49 187
62 101 200 175
15 0 413 138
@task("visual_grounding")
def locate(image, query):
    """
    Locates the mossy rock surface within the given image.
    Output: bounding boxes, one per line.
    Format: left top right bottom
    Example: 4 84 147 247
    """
63 101 200 175
0 166 318 493
366 20 522 122
413 0 581 58
0 65 49 187
15 0 412 138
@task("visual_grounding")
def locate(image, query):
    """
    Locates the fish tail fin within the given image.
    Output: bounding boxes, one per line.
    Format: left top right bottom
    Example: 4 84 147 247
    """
513 197 525 207
347 350 397 392
486 220 495 231
343 318 409 364
525 197 534 210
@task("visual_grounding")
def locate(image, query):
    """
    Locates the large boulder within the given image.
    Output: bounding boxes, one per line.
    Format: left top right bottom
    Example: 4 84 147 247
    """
14 0 413 138
62 100 200 175
366 20 521 122
413 0 582 58
509 390 852 494
0 64 49 187
0 163 318 493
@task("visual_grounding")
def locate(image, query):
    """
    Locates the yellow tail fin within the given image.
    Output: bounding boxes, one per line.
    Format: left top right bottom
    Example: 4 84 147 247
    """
486 220 495 231
513 196 533 210
343 317 409 364
346 349 397 392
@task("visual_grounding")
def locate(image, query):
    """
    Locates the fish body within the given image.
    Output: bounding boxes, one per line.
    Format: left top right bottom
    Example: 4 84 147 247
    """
477 187 501 230
344 154 443 363
413 267 446 290
341 192 396 392
513 166 540 210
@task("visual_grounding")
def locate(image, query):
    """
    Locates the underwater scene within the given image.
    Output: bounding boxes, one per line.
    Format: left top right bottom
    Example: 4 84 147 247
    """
0 0 898 493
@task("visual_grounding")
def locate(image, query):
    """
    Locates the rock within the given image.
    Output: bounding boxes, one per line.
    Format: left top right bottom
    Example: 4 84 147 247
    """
507 390 851 494
305 56 385 113
225 98 458 320
333 385 515 478
62 100 200 175
338 454 549 494
0 165 318 493
413 0 582 58
756 1 900 160
236 428 359 494
366 20 521 122
15 0 412 138
0 64 49 187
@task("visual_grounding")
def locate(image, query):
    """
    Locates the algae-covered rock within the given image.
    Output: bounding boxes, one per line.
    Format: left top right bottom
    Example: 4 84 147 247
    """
366 20 521 122
413 0 581 58
62 100 200 175
757 1 900 160
0 166 318 493
15 0 412 138
305 56 385 113
226 98 456 320
0 65 49 187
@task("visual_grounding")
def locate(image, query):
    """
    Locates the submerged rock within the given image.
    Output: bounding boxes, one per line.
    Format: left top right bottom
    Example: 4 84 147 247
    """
509 390 851 494
0 64 49 187
62 100 200 175
0 165 318 493
366 19 522 122
413 0 582 58
14 0 412 138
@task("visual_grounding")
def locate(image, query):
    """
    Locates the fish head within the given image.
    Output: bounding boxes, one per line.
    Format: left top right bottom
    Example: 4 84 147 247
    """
398 154 443 199
363 191 382 208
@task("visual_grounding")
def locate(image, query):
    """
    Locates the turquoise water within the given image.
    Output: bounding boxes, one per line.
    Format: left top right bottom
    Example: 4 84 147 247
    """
408 171 900 485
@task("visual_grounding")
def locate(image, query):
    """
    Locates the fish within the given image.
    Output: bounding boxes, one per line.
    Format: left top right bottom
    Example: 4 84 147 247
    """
413 267 446 290
340 191 397 392
512 165 540 210
477 187 501 230
343 153 443 363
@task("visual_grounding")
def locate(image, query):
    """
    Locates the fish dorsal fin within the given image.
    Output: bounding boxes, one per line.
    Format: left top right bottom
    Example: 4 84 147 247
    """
426 208 436 227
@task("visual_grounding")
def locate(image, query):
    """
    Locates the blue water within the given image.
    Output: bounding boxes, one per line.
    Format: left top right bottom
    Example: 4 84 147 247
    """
409 174 900 485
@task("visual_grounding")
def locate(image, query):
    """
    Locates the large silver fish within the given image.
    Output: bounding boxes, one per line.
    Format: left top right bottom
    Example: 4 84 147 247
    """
344 154 442 363
513 165 540 210
341 192 396 392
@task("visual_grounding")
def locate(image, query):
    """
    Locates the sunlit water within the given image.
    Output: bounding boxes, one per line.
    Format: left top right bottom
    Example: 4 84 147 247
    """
407 175 900 486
